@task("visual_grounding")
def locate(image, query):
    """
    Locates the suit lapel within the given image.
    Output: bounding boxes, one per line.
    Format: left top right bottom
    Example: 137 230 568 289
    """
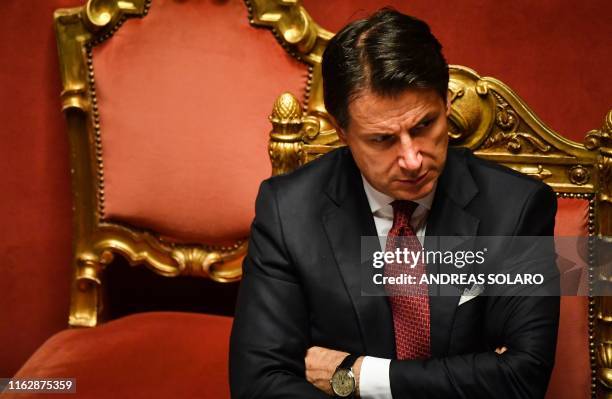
426 148 480 357
322 148 396 358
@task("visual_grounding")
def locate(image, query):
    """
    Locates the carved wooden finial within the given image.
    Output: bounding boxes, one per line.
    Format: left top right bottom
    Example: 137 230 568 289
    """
270 92 303 128
268 92 304 176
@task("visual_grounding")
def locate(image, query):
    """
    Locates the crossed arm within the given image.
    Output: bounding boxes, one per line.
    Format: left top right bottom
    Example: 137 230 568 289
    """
304 345 508 397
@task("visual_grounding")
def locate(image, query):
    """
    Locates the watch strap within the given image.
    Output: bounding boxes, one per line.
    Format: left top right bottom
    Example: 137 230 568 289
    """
337 353 360 371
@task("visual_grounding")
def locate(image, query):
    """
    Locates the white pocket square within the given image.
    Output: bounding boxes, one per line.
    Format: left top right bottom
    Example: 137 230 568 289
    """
458 284 485 306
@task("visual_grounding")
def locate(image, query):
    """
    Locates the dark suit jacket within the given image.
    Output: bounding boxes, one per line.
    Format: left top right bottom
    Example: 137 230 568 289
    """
230 146 560 399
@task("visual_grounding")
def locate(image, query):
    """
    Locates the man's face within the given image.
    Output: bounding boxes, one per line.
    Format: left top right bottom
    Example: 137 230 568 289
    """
339 88 450 200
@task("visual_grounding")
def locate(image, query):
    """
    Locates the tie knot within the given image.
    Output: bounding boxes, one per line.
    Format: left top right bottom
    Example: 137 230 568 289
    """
391 200 418 217
390 200 418 230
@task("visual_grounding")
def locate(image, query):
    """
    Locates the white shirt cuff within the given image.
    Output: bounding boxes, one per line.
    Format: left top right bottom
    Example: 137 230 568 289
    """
358 356 392 399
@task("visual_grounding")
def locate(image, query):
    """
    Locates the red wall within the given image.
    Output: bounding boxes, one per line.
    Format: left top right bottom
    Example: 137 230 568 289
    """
0 0 81 376
0 0 610 378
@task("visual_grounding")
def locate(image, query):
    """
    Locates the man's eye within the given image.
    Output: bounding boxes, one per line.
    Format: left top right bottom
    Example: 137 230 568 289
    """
414 119 434 130
370 135 393 143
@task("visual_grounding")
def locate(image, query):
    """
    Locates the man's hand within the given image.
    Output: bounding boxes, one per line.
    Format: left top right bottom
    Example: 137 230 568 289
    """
496 346 508 354
305 346 364 396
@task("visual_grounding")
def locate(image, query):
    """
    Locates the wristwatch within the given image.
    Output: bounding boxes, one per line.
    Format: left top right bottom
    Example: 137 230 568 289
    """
330 353 359 398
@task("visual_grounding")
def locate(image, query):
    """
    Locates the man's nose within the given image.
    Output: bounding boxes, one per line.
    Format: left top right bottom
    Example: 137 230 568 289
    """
397 137 422 172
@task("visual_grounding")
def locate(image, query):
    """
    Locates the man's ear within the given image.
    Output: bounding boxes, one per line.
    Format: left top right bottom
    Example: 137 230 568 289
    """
337 127 347 144
330 113 347 144
445 94 452 117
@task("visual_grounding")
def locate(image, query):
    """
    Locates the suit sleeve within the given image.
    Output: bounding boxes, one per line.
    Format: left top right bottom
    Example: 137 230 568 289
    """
389 184 560 399
229 180 328 399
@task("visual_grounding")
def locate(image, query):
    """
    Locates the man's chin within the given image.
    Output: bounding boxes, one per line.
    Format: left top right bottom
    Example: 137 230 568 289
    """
390 179 436 201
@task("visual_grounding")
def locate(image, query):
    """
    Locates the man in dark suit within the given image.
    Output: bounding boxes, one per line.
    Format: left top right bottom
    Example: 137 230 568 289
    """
230 8 559 399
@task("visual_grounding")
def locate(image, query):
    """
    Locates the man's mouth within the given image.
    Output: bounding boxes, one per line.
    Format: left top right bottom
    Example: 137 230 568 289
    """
397 171 428 185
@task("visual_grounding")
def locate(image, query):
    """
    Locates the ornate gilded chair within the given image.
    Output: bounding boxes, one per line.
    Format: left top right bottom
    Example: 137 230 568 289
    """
8 1 610 398
7 0 306 398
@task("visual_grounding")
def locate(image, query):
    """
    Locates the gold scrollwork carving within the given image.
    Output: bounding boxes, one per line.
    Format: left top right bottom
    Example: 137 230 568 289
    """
83 0 147 33
89 223 245 282
246 0 332 64
445 67 588 165
449 86 465 103
172 248 222 278
447 110 469 140
475 80 489 96
597 294 612 322
480 91 552 155
300 109 341 146
494 100 518 131
302 115 321 141
589 111 612 206
597 295 612 393
445 68 496 148
585 110 612 150
447 85 469 140
594 112 612 204
54 0 148 111
598 342 612 389
482 131 552 154
599 155 612 204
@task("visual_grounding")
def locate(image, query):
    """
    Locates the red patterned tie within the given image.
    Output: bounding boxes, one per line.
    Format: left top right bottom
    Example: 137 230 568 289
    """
384 200 431 359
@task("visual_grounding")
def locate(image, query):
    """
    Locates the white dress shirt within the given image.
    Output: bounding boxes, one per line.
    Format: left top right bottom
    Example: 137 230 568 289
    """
358 175 436 399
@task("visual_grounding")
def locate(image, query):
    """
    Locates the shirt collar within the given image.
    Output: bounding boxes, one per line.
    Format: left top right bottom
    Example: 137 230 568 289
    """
361 175 436 215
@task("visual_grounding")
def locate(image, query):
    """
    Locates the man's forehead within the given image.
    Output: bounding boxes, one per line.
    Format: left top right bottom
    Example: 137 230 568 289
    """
347 88 442 130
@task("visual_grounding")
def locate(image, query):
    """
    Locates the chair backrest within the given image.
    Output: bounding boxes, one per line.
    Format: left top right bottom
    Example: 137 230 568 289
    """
258 3 612 398
54 0 308 327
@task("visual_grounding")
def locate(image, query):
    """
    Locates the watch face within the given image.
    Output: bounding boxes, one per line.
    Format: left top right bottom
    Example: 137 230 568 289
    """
331 369 355 397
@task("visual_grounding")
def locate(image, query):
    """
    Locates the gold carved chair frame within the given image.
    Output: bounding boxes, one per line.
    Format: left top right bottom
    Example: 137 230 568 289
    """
54 0 248 330
55 0 612 396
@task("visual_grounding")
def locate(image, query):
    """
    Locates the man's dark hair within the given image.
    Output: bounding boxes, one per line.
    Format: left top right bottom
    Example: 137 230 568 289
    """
321 8 449 130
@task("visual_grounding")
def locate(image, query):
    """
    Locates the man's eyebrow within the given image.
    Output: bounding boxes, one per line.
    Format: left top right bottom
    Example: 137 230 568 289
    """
415 111 440 125
356 122 397 136
359 110 442 135
404 111 440 132
366 131 395 135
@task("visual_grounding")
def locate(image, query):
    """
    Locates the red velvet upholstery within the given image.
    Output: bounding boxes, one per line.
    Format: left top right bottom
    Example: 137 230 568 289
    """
546 296 590 399
6 312 232 399
545 198 590 399
93 0 306 244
